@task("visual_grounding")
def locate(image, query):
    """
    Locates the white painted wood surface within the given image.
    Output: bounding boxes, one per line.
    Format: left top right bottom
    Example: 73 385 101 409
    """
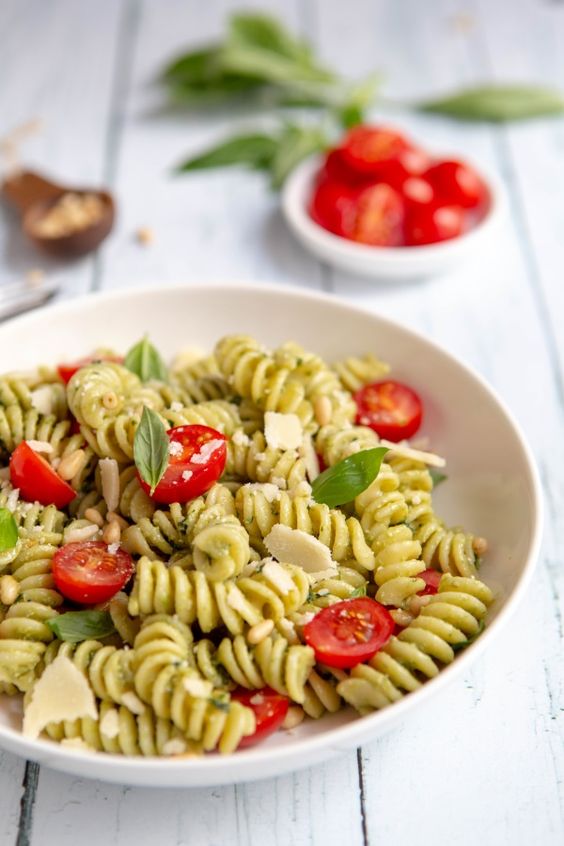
1 0 563 843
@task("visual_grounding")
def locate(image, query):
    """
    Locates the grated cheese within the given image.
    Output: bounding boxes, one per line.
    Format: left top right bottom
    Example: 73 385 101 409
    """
264 412 303 451
264 525 337 576
191 439 224 465
23 655 98 740
244 482 281 503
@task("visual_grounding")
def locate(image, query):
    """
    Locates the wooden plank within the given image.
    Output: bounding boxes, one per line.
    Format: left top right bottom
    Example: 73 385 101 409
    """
0 0 124 301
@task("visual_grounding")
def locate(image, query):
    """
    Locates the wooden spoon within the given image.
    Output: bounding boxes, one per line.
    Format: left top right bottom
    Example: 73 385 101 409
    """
2 170 115 259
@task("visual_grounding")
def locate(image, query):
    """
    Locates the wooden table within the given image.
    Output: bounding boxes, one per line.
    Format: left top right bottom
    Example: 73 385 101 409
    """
1 1 563 844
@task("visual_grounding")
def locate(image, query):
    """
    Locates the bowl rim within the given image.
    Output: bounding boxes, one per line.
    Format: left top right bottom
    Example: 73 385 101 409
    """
0 281 543 783
281 154 503 264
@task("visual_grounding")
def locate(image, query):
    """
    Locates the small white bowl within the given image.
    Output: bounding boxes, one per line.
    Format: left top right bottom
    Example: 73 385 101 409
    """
282 155 504 280
0 283 541 787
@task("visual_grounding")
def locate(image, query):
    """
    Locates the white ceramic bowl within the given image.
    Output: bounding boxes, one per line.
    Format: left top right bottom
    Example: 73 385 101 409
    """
0 283 541 787
282 156 504 279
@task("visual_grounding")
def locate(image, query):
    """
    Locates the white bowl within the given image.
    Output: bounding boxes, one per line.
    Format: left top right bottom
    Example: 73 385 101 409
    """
0 283 541 787
282 156 504 279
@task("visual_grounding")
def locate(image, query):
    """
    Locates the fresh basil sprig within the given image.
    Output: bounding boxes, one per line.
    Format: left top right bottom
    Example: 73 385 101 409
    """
311 447 388 508
429 469 448 487
133 407 169 495
0 508 18 553
350 584 367 598
418 84 564 122
46 610 116 644
124 336 168 382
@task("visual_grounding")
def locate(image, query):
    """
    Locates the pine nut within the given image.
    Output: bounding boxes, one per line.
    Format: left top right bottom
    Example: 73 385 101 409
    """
102 391 119 410
472 536 488 556
282 706 305 730
313 395 332 427
0 575 20 605
57 449 86 481
84 507 105 527
99 458 120 512
247 619 274 645
103 520 121 545
106 512 129 530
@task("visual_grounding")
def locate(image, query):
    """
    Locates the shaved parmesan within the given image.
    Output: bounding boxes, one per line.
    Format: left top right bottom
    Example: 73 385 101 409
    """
226 584 251 612
30 386 54 417
23 655 97 740
300 436 320 482
264 412 303 451
26 440 54 455
264 525 337 576
379 439 446 468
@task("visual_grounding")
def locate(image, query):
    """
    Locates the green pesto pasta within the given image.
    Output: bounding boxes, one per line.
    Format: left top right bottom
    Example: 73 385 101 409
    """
0 334 493 759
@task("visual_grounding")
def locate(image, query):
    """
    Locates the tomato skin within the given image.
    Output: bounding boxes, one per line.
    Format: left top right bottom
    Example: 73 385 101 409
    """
309 179 358 236
9 441 76 508
304 598 395 669
52 541 135 604
404 204 465 246
138 424 227 505
419 569 442 596
401 176 436 210
347 183 405 247
424 160 487 209
355 380 423 442
231 687 289 748
57 355 124 385
340 126 411 181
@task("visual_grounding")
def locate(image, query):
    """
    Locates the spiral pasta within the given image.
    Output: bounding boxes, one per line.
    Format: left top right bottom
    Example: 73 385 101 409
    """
337 574 493 712
0 335 492 759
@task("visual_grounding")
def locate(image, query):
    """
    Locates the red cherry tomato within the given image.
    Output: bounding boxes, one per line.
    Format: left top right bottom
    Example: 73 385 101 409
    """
57 355 124 385
401 176 435 210
309 179 358 236
138 424 227 505
355 380 423 441
419 569 442 596
347 184 405 247
231 687 289 748
52 541 134 604
404 205 465 246
340 125 411 182
424 159 487 209
9 441 76 508
304 598 394 669
319 149 372 186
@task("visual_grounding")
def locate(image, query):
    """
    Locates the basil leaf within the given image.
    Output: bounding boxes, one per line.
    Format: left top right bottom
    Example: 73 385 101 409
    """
176 133 278 173
229 13 313 65
124 336 168 382
311 447 389 508
350 584 367 598
220 44 334 87
46 611 115 644
418 84 564 122
133 407 169 495
429 469 448 487
0 508 18 552
270 124 328 188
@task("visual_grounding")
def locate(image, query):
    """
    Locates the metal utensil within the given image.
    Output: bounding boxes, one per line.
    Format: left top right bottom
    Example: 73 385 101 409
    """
0 279 59 321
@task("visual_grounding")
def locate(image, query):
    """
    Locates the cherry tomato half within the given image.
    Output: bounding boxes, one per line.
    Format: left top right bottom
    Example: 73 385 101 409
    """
231 687 289 748
424 159 487 210
340 125 411 182
304 598 394 669
52 541 134 604
57 355 124 385
10 441 76 508
309 179 358 237
138 424 227 505
419 569 442 596
354 380 423 442
404 205 465 246
347 183 405 247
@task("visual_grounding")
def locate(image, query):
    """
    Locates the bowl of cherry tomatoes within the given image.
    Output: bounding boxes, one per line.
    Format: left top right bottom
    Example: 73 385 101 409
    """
282 125 503 279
